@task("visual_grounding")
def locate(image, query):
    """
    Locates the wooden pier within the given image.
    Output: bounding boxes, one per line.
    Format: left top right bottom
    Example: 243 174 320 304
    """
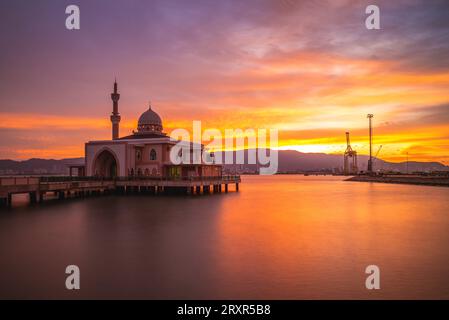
0 175 241 208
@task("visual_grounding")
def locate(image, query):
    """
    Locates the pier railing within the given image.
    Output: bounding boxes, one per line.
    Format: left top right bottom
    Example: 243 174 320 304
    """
1 175 241 185
0 174 241 206
0 177 41 186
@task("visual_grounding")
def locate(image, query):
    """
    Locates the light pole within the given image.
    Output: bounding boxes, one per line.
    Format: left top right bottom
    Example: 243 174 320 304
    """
406 152 409 174
367 114 374 173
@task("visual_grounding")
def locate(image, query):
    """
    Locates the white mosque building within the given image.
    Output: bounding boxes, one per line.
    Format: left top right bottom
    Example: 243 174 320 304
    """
83 81 221 179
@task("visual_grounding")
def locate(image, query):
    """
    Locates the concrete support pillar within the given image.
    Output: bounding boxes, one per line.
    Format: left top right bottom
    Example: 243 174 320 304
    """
58 191 65 200
7 194 12 207
39 192 44 203
196 186 201 195
236 183 239 191
29 192 37 204
1 195 12 207
225 184 228 193
219 184 222 193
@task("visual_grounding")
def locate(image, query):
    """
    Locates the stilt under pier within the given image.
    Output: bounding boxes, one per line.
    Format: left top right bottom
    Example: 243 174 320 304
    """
29 192 37 204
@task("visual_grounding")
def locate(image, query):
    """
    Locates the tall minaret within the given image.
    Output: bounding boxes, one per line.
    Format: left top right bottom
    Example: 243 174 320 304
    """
110 80 121 140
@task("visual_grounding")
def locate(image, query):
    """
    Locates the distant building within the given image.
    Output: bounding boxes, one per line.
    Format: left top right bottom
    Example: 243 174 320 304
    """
83 81 221 179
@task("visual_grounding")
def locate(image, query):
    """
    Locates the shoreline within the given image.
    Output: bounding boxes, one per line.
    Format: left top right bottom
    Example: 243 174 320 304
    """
346 175 449 187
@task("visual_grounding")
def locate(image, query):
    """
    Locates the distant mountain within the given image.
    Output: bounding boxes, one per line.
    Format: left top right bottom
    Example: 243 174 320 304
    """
0 151 447 175
0 158 84 175
220 149 449 174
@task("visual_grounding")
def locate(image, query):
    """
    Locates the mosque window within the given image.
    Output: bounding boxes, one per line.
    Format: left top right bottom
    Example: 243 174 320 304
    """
150 149 157 160
136 150 141 161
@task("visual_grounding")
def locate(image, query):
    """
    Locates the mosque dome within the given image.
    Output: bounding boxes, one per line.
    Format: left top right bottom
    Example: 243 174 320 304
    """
136 103 163 134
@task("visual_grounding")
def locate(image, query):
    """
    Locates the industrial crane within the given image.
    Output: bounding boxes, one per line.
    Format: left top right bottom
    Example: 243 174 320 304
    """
344 132 358 175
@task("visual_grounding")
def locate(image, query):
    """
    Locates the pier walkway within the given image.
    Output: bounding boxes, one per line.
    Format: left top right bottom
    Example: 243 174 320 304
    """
0 175 241 207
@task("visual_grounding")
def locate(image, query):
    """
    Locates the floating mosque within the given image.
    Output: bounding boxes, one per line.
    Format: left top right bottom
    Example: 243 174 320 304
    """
83 81 222 179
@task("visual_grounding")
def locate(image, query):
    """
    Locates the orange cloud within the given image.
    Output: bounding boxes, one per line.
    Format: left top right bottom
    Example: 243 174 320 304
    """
1 50 449 163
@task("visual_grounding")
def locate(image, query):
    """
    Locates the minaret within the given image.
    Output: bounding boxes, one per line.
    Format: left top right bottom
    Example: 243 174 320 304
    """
110 80 121 140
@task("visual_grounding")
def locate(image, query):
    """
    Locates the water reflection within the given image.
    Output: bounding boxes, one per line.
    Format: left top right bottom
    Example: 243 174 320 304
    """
1 176 449 299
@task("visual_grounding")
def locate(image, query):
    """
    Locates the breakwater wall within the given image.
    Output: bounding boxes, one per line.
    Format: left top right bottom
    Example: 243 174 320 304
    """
346 175 449 187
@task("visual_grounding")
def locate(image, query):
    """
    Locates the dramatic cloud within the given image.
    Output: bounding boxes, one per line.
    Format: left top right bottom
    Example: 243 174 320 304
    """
0 0 448 162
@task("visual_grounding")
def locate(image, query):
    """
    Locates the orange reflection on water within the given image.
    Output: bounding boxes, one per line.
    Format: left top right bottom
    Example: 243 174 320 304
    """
214 175 449 299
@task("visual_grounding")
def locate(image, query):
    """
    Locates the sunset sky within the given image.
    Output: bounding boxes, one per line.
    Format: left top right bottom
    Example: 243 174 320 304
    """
0 0 448 163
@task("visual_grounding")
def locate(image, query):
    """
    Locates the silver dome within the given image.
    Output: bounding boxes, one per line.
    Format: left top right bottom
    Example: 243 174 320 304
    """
138 106 162 126
136 104 163 134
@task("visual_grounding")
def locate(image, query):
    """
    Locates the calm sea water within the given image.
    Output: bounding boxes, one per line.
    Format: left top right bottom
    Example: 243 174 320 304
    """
1 175 449 299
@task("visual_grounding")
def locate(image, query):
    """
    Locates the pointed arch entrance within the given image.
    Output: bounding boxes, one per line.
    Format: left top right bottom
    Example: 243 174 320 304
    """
93 149 119 178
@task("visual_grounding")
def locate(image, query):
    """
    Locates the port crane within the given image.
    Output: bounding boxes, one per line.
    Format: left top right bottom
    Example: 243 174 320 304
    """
344 132 358 175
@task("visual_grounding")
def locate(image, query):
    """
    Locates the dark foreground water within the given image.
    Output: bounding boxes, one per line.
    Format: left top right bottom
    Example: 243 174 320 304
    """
1 175 449 299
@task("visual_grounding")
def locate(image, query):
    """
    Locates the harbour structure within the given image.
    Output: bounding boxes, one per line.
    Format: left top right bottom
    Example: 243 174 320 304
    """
343 132 358 175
